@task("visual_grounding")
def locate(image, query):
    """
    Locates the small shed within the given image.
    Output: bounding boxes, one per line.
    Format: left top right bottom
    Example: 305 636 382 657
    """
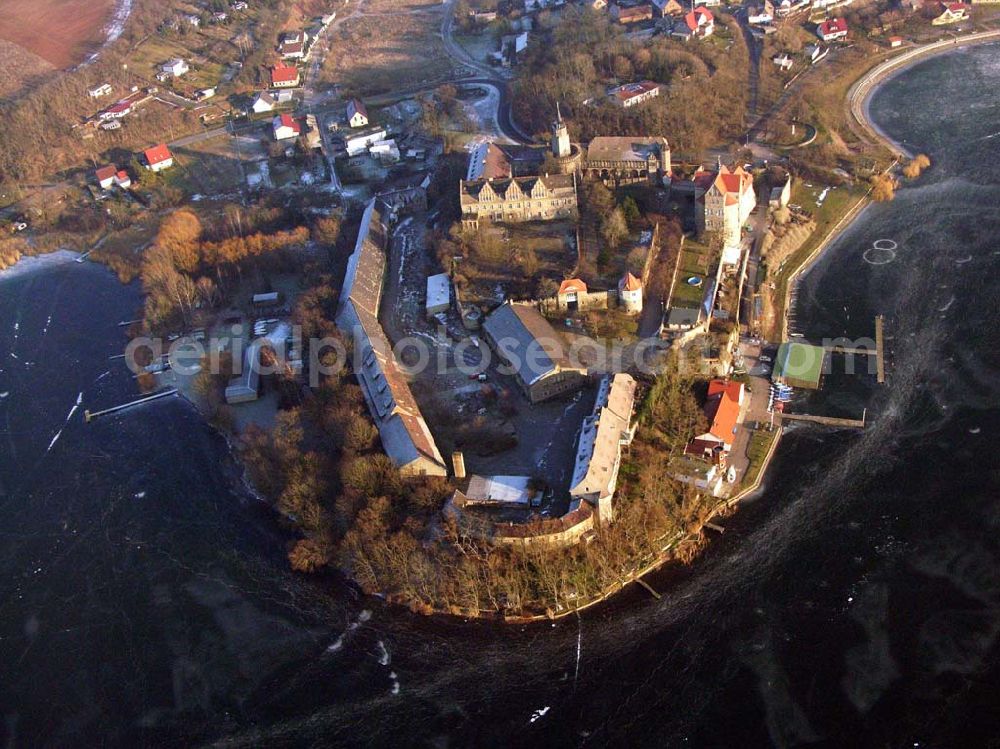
426 273 451 318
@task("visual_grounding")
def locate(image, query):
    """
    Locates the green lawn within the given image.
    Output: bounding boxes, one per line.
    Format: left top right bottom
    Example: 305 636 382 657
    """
670 236 718 308
766 182 866 338
741 427 779 490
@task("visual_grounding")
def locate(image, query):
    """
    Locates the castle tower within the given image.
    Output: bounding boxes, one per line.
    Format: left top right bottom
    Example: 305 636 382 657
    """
552 103 571 159
619 272 643 314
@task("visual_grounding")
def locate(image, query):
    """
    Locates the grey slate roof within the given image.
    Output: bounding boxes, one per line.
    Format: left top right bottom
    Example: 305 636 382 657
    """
483 303 572 386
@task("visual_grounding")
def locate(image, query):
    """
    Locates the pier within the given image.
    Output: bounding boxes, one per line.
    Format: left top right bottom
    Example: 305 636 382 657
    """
820 315 887 384
875 314 885 384
84 389 177 423
779 409 866 429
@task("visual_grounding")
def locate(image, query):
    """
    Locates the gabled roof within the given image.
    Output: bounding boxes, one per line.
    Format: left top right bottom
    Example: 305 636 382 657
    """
467 142 513 181
270 63 299 84
460 173 576 204
620 272 642 292
683 6 714 30
95 165 117 182
586 136 668 163
348 98 368 121
483 303 575 386
274 113 300 133
704 380 742 443
558 278 588 296
143 143 172 165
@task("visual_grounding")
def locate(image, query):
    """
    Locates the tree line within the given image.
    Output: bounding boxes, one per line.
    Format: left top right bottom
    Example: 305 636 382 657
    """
512 6 749 157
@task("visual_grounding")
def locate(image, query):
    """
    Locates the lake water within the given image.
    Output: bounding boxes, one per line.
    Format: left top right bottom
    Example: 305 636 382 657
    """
2 44 1000 748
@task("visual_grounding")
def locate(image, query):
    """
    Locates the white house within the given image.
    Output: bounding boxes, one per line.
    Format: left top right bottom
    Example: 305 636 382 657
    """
773 53 793 70
672 6 714 40
88 83 112 98
619 272 643 314
804 44 828 63
272 113 301 141
95 165 117 190
143 144 174 172
161 58 189 78
347 98 369 128
252 91 275 113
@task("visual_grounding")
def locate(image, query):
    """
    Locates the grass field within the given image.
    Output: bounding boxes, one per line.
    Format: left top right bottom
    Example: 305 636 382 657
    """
0 0 115 68
763 181 867 339
321 0 458 96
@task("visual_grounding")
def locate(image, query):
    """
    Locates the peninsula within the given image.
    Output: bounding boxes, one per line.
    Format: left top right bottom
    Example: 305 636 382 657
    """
2 0 999 620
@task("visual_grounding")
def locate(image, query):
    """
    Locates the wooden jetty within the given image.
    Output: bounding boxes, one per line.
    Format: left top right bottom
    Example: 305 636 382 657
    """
779 410 866 429
635 578 662 600
821 315 887 384
875 314 885 384
84 389 177 423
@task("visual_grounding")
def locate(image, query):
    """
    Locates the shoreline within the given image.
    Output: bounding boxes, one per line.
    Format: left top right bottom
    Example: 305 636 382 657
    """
848 29 1000 158
489 30 1000 624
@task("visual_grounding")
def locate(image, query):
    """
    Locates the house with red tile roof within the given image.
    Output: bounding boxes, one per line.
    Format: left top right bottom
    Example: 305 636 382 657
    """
816 17 848 41
695 163 757 260
619 271 643 313
672 6 714 39
143 144 174 172
685 379 745 460
270 63 300 88
931 2 968 24
95 165 117 190
272 113 301 141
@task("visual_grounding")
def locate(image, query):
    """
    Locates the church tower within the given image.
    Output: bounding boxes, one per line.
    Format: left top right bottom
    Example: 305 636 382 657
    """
551 103 571 159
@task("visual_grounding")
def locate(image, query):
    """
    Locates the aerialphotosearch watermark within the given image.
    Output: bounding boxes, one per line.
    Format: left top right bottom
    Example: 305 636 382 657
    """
123 324 881 390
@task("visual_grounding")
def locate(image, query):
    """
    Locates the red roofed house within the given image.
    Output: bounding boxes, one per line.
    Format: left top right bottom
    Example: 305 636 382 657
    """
143 144 174 172
672 6 714 39
888 35 904 48
817 17 848 41
115 170 132 189
619 272 643 313
696 163 757 260
270 63 300 88
272 113 301 141
557 278 588 310
686 379 745 461
932 2 968 24
95 165 117 190
100 100 133 121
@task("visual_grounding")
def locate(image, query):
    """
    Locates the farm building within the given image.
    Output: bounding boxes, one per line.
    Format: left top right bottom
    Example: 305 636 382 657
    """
482 302 588 404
